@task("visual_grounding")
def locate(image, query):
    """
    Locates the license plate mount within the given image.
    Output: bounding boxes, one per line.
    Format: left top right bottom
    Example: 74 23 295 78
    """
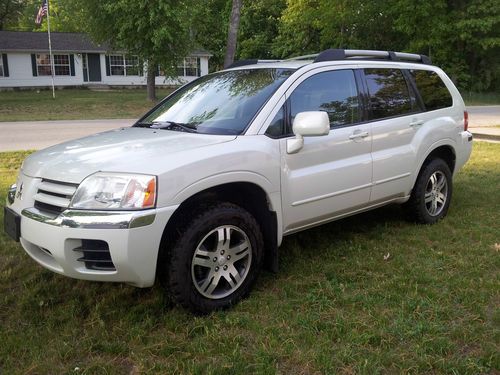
4 207 21 242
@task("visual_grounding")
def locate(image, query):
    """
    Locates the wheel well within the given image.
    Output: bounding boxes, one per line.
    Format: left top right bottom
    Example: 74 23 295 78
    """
159 182 278 273
424 145 456 173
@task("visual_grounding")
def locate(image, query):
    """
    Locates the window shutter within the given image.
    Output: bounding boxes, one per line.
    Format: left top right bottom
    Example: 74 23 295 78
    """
69 54 75 76
105 55 110 76
2 54 9 77
197 57 201 77
31 54 38 76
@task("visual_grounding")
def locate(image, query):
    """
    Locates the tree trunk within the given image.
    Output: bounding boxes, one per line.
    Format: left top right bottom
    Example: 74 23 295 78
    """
147 59 156 101
223 0 243 68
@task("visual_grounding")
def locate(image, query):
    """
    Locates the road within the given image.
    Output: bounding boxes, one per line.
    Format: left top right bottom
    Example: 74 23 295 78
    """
467 105 500 127
0 119 135 152
0 106 498 151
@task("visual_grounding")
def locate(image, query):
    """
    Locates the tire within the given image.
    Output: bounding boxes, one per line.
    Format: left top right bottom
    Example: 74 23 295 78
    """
160 202 264 313
406 158 453 224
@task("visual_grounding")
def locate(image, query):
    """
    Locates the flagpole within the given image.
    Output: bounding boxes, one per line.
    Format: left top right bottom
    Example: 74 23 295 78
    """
46 0 55 99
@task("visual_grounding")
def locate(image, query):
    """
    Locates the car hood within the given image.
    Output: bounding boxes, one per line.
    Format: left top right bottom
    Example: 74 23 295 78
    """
21 127 236 183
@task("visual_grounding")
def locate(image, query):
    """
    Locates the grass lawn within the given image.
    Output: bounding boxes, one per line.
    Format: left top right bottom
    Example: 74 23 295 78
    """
0 143 499 374
0 88 174 122
462 91 500 106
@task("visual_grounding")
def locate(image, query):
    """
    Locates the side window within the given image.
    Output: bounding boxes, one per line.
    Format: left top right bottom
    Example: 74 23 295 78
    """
265 106 285 138
364 68 413 120
290 70 360 128
410 70 453 111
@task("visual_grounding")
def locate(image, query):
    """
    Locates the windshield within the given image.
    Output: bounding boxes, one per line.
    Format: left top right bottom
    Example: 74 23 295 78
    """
135 68 294 135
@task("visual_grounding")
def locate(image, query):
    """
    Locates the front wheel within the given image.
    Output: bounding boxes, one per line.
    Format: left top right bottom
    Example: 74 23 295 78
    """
406 158 453 224
161 202 263 313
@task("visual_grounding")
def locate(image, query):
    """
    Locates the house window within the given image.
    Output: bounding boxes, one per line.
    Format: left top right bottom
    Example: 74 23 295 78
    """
0 55 3 77
109 54 140 76
36 54 70 76
177 57 199 77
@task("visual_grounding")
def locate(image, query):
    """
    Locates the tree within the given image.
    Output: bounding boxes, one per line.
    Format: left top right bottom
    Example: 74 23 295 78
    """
388 0 500 91
0 0 24 30
237 0 286 59
76 0 194 100
223 0 242 68
191 0 230 71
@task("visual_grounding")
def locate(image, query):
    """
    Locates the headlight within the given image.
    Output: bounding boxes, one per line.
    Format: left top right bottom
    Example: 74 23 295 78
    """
70 172 157 210
7 183 17 205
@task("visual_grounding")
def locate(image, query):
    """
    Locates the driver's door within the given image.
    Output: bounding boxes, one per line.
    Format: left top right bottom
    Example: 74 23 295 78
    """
277 69 373 233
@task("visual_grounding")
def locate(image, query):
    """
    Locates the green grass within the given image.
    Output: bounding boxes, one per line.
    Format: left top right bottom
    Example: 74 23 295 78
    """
463 91 500 106
0 88 174 122
0 143 499 374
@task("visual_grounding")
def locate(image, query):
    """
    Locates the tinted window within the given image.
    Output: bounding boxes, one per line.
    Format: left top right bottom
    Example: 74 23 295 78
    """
365 68 413 119
265 106 285 137
290 70 360 128
410 70 453 111
137 68 294 135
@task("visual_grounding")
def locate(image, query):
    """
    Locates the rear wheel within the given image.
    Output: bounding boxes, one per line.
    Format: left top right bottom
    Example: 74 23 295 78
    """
160 202 263 313
406 158 453 224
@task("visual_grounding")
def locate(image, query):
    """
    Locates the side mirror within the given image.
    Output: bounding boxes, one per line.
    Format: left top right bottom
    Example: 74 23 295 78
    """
287 111 330 154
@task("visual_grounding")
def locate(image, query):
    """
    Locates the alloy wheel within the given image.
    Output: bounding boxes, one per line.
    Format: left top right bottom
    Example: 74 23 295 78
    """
191 225 252 299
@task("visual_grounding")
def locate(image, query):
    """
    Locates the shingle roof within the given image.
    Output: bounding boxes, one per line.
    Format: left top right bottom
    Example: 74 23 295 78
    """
0 31 107 52
0 31 213 57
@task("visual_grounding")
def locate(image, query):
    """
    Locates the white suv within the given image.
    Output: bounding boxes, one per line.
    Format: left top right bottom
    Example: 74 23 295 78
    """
4 49 472 313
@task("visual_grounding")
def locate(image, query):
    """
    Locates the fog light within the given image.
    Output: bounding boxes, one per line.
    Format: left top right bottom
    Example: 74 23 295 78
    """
7 184 16 205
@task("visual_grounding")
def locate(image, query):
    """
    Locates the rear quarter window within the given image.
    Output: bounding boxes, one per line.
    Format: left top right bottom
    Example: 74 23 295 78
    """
410 70 453 111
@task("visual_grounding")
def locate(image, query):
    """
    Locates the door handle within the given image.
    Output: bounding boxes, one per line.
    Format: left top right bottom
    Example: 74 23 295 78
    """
409 120 424 128
349 131 369 140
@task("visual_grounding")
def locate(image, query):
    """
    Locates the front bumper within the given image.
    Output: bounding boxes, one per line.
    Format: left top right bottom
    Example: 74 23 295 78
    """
13 205 177 287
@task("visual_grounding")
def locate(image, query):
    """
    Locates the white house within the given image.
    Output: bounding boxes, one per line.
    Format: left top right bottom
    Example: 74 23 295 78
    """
0 31 212 89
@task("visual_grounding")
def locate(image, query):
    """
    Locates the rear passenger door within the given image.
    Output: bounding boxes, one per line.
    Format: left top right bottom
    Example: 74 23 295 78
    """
363 68 422 202
275 69 373 233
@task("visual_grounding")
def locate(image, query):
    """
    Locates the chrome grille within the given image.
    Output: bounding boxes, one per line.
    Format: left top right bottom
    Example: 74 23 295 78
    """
34 179 78 214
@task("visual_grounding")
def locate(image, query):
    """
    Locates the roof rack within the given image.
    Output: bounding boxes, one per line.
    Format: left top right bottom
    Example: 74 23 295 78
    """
225 49 431 70
284 54 319 61
226 59 281 69
314 49 431 64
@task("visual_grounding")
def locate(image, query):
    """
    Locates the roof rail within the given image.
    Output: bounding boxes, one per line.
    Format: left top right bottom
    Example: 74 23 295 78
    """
284 53 319 61
226 59 281 69
314 49 432 64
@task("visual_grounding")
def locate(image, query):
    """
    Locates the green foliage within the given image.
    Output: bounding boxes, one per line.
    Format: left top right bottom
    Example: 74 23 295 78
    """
191 0 231 71
75 0 194 77
0 0 24 30
237 0 286 59
271 0 499 91
12 0 85 32
389 0 500 91
272 0 404 58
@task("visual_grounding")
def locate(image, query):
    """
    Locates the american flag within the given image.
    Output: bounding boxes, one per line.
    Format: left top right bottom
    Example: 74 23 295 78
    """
35 0 48 25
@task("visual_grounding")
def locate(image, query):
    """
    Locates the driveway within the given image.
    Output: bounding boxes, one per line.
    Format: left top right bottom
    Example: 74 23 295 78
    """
0 119 135 152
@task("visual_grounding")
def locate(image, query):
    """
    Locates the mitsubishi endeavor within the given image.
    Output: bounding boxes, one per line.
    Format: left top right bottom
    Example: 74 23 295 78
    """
4 49 473 313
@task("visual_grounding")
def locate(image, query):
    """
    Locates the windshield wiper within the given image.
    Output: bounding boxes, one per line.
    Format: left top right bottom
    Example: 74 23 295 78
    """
138 121 198 133
152 121 197 133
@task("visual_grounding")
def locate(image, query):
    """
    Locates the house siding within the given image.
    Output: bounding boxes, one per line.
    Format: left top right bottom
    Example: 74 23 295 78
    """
0 52 210 89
